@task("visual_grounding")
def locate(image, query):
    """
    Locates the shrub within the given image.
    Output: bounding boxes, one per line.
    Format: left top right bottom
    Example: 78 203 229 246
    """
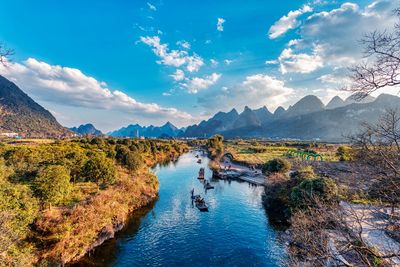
336 145 352 161
290 177 339 209
35 165 72 206
290 166 315 181
124 151 143 172
262 158 291 174
81 154 117 186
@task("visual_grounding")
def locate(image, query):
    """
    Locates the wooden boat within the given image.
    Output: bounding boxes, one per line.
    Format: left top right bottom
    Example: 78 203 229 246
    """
204 182 214 189
198 167 205 179
197 159 202 164
194 196 208 211
195 202 209 212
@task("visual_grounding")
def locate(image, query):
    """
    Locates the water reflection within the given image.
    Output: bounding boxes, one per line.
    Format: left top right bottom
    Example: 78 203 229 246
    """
73 152 286 267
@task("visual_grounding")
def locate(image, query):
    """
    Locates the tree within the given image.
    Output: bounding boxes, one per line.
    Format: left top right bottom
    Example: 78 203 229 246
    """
336 145 352 161
350 109 400 214
347 9 400 98
207 135 224 159
262 158 291 174
35 165 71 207
0 43 13 65
81 153 117 186
124 151 143 172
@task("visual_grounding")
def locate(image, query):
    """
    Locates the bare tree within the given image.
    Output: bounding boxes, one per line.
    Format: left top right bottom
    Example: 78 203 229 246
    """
347 9 400 100
0 43 13 65
350 109 400 215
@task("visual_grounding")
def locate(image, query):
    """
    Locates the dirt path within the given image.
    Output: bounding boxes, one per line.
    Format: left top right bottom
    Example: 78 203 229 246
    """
219 156 266 185
340 202 400 265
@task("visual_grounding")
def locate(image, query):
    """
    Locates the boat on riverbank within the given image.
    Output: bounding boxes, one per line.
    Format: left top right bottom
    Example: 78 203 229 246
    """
198 167 205 179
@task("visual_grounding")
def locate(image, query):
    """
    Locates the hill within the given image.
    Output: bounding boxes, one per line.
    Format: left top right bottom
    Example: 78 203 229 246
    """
0 75 71 138
70 124 102 136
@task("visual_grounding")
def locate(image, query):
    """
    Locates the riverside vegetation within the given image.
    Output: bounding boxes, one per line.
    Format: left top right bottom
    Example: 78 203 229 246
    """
0 138 188 266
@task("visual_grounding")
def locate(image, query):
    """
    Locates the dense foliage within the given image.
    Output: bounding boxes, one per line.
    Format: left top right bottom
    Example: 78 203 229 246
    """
0 138 188 265
262 158 291 174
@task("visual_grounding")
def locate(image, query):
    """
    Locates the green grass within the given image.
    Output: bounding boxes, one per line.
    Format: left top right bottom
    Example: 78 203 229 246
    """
226 141 340 164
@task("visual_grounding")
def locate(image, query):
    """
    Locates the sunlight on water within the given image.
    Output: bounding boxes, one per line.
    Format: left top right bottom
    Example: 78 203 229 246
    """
75 152 286 267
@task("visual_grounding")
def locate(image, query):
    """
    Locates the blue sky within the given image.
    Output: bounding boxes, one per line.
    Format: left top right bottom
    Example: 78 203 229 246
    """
0 0 398 131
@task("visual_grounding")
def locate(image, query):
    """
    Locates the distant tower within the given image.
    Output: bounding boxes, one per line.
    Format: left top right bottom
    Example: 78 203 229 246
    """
136 129 139 139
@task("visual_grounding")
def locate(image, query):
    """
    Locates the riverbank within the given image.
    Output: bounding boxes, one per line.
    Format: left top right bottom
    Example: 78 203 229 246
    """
0 138 188 266
71 152 286 266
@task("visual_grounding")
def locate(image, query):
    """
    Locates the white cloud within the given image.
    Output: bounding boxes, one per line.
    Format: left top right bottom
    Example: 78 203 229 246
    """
210 59 219 67
198 74 294 111
140 36 204 72
182 73 221 94
318 73 351 86
278 45 324 74
268 5 313 39
170 69 185 81
0 58 193 122
176 40 190 50
224 59 233 65
265 60 278 65
147 2 156 11
217 18 225 32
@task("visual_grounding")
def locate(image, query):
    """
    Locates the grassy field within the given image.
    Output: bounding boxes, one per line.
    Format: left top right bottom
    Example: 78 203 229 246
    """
225 140 341 165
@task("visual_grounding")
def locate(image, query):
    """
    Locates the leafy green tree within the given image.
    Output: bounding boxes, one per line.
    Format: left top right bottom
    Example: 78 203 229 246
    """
262 158 291 174
35 165 72 207
290 177 338 209
124 151 143 172
81 154 117 186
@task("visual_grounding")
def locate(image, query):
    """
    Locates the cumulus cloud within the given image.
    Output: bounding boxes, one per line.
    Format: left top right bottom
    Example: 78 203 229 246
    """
198 74 293 111
170 69 185 81
140 36 204 72
0 58 193 122
217 18 225 32
269 1 397 75
182 73 221 94
176 40 190 50
268 5 312 39
278 45 324 74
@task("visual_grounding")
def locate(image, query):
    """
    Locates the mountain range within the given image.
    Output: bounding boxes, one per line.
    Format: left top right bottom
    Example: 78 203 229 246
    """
108 122 184 138
0 75 71 138
182 94 400 142
1 74 399 141
70 124 102 136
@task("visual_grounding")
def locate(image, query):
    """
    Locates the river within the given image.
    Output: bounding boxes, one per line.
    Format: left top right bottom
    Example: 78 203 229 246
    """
74 152 286 266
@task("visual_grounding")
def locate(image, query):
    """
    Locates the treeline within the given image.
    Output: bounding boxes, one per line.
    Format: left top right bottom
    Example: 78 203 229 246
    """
0 138 188 266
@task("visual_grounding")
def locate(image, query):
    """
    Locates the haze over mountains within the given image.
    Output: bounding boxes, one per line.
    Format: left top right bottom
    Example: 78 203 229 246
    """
0 74 399 141
182 94 400 141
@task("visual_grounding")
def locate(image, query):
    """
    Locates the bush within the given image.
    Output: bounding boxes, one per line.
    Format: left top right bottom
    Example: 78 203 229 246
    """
290 177 339 209
35 165 72 206
262 158 291 173
81 154 117 186
290 166 315 181
336 145 352 161
124 151 143 172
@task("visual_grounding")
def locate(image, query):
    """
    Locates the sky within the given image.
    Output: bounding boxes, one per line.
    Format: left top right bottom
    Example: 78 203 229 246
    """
0 0 399 132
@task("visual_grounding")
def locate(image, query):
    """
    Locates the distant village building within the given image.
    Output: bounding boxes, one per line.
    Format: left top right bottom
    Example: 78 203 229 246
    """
0 132 20 138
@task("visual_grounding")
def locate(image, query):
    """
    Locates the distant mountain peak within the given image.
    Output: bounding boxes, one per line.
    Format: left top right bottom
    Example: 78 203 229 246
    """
274 106 286 116
70 123 102 136
287 95 325 116
326 96 345 110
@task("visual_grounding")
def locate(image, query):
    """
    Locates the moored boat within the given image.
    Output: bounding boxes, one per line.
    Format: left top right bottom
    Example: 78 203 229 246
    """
198 167 205 179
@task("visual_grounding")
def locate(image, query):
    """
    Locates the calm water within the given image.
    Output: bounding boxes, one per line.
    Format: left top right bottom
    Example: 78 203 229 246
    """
75 152 286 267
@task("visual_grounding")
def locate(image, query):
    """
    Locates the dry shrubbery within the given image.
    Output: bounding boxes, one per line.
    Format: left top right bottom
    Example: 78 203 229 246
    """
0 138 187 266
